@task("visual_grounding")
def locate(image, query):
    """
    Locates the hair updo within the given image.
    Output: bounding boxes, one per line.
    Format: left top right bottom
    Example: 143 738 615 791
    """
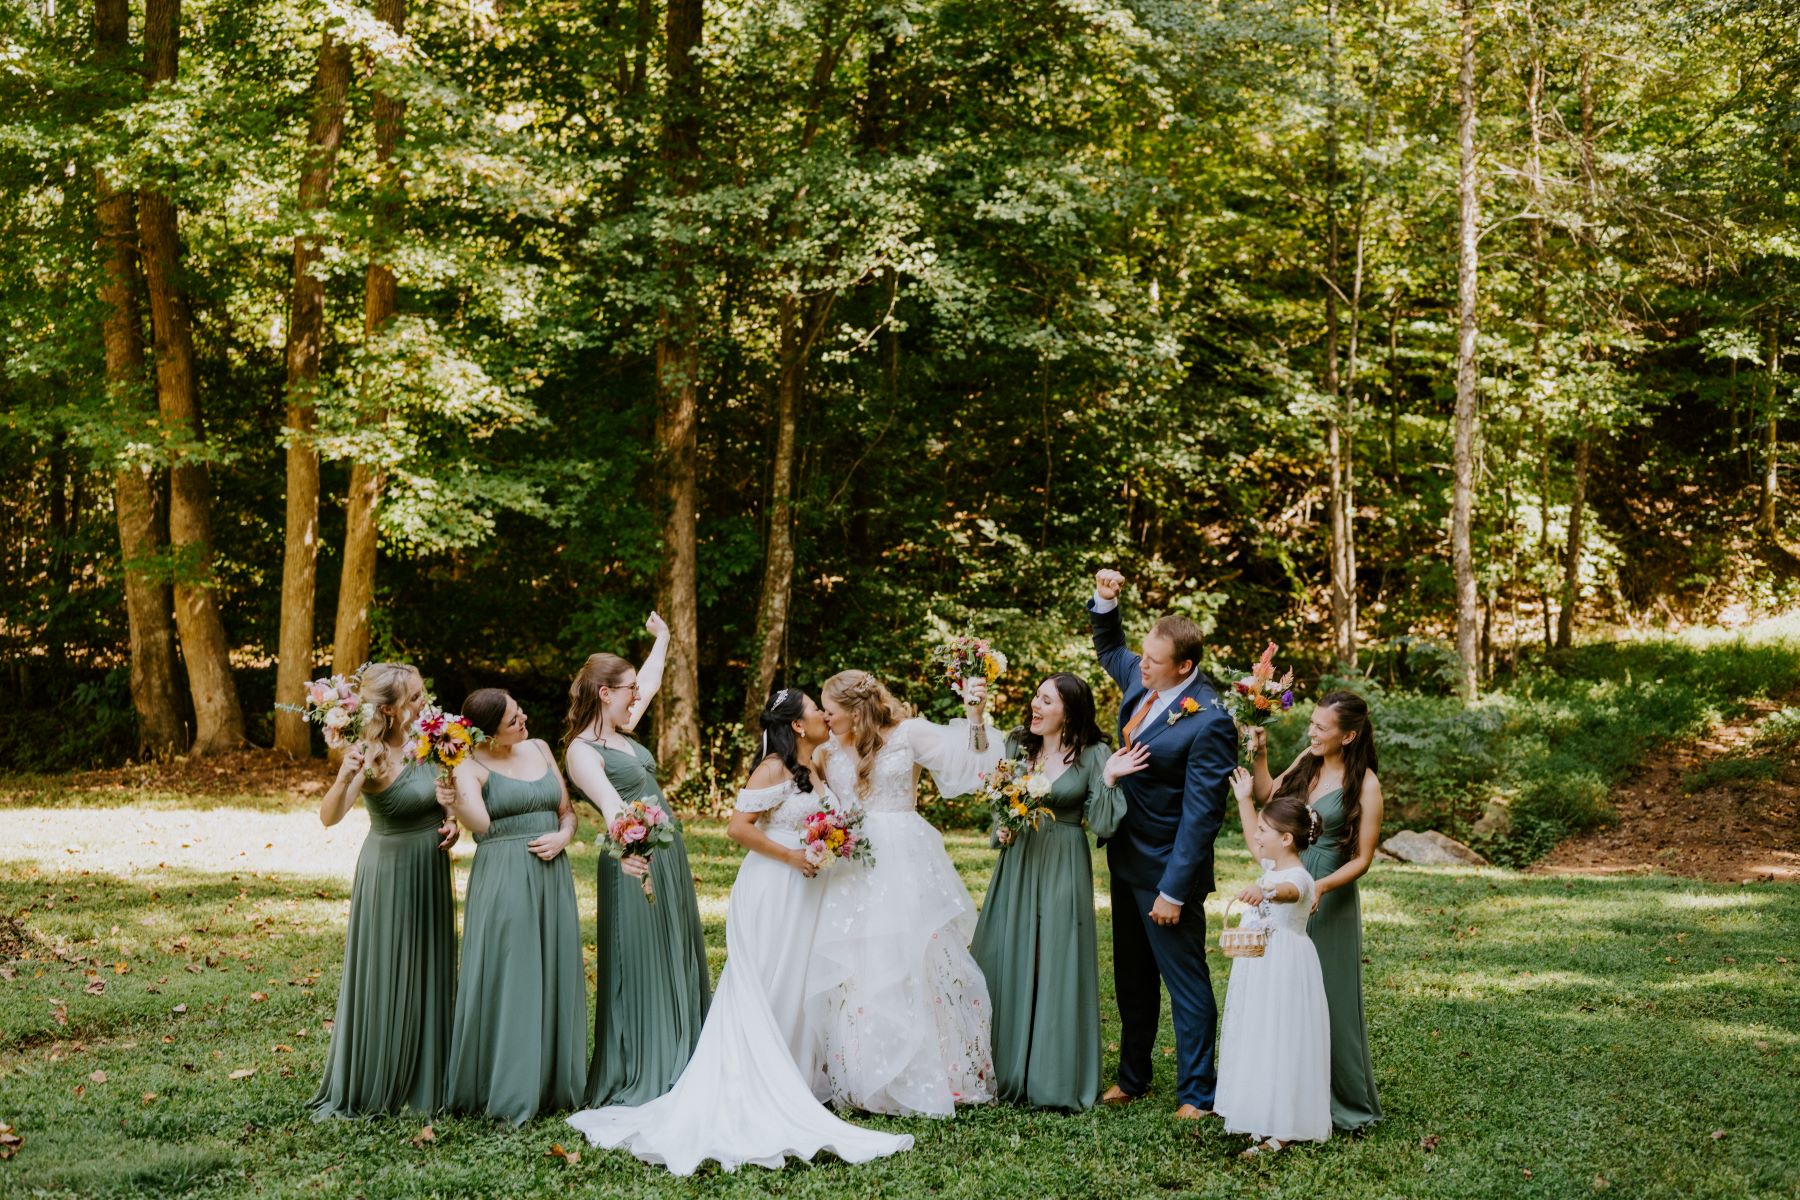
462 688 513 741
820 670 904 799
759 687 814 794
1260 794 1321 852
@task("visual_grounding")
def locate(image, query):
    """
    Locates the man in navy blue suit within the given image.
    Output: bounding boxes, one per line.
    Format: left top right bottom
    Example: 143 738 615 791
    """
1087 568 1238 1118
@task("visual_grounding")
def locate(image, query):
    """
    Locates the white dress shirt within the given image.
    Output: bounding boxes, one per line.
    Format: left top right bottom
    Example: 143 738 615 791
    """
1094 590 1200 909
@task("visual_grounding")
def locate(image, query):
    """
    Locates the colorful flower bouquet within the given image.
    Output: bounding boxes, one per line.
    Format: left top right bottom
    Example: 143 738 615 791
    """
277 668 373 751
409 705 485 778
1221 642 1299 730
976 757 1055 845
927 632 1007 751
602 800 676 902
800 800 874 870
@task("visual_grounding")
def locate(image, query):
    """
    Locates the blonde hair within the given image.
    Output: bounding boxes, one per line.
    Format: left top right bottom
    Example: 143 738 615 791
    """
821 670 904 799
563 652 635 752
358 662 421 781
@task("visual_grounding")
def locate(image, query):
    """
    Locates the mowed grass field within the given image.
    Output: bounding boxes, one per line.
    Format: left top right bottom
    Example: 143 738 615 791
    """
0 784 1794 1200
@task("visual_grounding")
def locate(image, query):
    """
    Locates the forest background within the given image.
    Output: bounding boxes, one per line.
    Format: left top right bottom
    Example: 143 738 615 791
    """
3 0 1798 868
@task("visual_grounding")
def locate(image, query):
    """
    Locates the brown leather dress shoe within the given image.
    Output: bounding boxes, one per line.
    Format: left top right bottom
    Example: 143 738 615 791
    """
1100 1086 1140 1106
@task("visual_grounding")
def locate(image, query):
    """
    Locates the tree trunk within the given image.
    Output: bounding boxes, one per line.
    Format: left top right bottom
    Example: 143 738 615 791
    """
1759 319 1781 534
1451 0 1481 699
139 0 244 754
333 0 407 678
652 0 705 781
1322 0 1353 671
1556 403 1589 648
275 29 353 756
95 0 185 756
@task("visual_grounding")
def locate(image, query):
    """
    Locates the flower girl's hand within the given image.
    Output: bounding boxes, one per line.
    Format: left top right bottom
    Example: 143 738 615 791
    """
1229 766 1254 803
1103 742 1151 787
1236 884 1267 906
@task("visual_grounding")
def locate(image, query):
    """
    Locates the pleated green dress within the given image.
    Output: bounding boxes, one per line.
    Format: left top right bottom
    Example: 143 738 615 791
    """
1302 785 1383 1132
310 760 456 1120
577 736 711 1108
445 764 587 1125
970 737 1124 1111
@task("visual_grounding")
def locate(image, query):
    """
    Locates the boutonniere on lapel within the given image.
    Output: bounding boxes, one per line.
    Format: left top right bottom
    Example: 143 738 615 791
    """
1165 697 1202 727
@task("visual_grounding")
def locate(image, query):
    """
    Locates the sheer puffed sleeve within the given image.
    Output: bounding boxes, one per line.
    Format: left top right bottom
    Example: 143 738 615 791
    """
1081 742 1125 838
901 717 1004 798
733 781 791 814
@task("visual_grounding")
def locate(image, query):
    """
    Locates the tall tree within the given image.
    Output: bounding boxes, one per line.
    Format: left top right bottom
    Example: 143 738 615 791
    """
94 0 184 756
1556 28 1597 650
275 25 353 756
333 0 407 678
1758 317 1782 535
1451 0 1482 697
1323 0 1358 670
137 0 243 753
653 0 704 778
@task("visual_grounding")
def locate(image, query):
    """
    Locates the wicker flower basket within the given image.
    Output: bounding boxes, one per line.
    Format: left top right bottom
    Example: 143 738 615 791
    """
1218 898 1269 959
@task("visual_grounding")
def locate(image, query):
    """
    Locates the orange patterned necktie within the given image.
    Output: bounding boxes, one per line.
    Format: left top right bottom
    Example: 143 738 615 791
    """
1121 690 1160 748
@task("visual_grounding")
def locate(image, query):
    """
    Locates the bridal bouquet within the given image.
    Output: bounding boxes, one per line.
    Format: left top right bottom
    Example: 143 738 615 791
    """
277 668 372 751
1220 642 1298 730
928 632 1008 752
409 705 486 779
602 800 676 902
976 757 1055 845
800 800 873 870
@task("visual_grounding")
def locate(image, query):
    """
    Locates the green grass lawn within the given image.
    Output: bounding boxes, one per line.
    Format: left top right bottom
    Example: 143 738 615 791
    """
0 811 1795 1200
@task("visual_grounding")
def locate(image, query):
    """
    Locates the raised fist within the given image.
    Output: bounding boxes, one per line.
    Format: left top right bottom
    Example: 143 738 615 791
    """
1094 569 1126 602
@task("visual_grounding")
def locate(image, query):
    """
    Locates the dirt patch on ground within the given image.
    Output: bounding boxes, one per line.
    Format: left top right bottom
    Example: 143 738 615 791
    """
1535 696 1800 884
64 749 326 796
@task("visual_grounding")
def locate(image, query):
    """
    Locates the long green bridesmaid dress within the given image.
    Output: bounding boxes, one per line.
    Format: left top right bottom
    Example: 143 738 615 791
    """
310 760 456 1120
970 736 1124 1111
1301 785 1383 1131
578 736 711 1108
445 763 587 1125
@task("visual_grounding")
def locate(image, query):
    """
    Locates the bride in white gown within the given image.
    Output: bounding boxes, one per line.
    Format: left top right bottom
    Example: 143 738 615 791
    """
565 689 912 1175
808 669 1004 1117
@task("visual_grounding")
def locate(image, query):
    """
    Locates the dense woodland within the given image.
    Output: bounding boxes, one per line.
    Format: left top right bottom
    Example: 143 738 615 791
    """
2 0 1797 808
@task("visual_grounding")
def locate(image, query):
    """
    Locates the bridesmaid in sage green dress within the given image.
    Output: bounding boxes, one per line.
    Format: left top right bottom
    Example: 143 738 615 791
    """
971 673 1146 1111
563 612 711 1108
1247 690 1385 1132
443 688 587 1126
310 663 457 1120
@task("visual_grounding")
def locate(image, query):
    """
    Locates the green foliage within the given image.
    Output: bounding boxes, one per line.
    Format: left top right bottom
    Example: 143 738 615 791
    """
1682 757 1781 794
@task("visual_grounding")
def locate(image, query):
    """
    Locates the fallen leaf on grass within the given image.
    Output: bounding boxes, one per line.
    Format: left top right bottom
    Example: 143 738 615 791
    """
72 1084 85 1099
48 1000 67 1026
249 992 268 1003
113 962 129 975
1593 1175 1610 1190
0 967 15 982
84 980 105 996
87 1070 106 1084
547 1143 580 1165
0 1123 20 1159
228 1068 255 1080
141 1093 157 1105
161 1036 174 1044
1710 1130 1727 1141
408 1125 436 1148
1523 1168 1534 1179
1419 1135 1440 1152
272 1044 293 1053
171 1004 187 1015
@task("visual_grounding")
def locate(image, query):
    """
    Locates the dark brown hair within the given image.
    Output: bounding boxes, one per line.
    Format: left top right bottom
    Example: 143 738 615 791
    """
462 688 513 740
1260 794 1319 851
1272 690 1377 850
1013 673 1108 767
562 652 635 751
1148 614 1205 672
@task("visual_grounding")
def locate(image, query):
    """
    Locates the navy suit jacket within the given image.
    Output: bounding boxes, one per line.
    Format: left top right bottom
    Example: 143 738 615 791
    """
1089 599 1238 902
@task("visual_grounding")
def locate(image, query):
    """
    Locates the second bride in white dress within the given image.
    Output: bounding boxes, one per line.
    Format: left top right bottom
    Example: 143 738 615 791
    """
565 689 912 1175
808 669 1004 1117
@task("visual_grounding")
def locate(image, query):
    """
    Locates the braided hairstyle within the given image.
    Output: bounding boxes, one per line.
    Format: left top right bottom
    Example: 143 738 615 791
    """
821 670 904 800
758 687 815 793
356 663 421 781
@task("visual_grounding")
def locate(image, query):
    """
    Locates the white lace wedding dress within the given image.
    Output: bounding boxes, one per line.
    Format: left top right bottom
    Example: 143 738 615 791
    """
807 718 1002 1117
565 778 912 1175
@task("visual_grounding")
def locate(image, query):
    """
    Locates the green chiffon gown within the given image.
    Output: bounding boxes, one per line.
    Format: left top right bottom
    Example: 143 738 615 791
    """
578 737 711 1108
445 763 587 1125
310 760 456 1120
970 737 1124 1111
1301 785 1383 1132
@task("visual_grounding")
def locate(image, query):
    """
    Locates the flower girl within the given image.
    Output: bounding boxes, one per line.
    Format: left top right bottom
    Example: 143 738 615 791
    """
1214 770 1332 1154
